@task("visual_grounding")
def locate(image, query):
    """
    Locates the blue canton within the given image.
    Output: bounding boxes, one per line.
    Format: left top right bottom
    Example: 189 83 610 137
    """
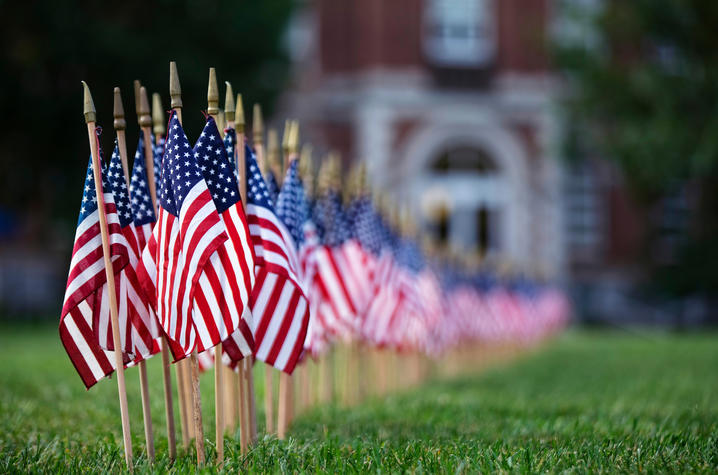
245 144 275 211
77 141 112 225
266 172 279 205
158 112 204 216
276 160 311 245
313 190 353 247
130 136 157 225
394 238 425 274
77 156 99 225
193 117 240 213
152 135 164 186
348 197 385 255
106 140 133 227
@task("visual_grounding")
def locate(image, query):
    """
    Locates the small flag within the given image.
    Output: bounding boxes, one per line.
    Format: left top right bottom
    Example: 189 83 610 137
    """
192 118 255 360
137 111 228 360
245 146 309 374
60 141 130 388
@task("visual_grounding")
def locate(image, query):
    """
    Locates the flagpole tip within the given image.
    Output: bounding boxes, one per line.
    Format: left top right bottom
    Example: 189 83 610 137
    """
170 61 182 110
138 86 151 127
81 81 96 124
289 121 300 155
282 120 291 154
224 82 235 122
252 104 263 145
207 67 219 116
267 128 279 173
113 87 126 131
152 93 166 137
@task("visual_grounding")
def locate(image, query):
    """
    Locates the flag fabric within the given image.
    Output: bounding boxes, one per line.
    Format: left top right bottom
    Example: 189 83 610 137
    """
311 190 359 340
137 111 228 360
245 146 309 373
94 141 159 361
151 134 164 188
265 171 280 205
60 140 130 389
191 118 255 360
129 136 157 251
275 160 327 356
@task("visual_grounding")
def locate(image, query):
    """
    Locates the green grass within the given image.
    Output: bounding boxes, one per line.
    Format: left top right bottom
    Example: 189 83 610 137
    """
0 324 717 473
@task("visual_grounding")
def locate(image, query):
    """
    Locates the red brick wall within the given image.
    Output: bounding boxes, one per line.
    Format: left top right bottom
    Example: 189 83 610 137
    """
497 0 550 72
319 0 551 75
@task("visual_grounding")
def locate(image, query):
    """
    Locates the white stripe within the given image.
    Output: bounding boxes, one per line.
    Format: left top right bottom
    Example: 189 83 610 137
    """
256 279 294 361
273 295 306 370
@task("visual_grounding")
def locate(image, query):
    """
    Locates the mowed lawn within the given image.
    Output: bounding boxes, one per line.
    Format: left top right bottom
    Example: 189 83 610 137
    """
0 323 716 473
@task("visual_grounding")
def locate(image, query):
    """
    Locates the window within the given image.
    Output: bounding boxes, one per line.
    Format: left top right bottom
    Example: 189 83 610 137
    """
430 146 496 173
564 162 604 263
423 0 496 68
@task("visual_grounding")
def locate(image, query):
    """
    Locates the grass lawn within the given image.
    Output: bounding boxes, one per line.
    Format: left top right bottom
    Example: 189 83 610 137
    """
0 323 716 473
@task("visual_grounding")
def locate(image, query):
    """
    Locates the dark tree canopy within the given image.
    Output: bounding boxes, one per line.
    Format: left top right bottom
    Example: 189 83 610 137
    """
0 0 293 240
557 0 718 295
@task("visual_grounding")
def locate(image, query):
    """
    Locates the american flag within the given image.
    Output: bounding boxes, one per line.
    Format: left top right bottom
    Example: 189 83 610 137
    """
359 208 405 347
311 190 360 340
245 146 309 374
93 141 159 361
275 160 327 356
191 118 255 360
265 171 279 205
60 143 130 389
129 136 156 252
137 111 228 360
151 134 164 190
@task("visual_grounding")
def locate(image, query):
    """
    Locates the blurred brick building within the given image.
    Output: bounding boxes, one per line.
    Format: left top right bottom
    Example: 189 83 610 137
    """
281 0 587 280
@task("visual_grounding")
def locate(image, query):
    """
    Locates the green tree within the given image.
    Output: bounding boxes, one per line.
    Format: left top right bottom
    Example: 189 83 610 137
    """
557 0 718 295
0 0 293 240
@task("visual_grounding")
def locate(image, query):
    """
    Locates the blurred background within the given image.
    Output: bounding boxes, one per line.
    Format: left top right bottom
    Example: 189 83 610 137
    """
1 0 717 328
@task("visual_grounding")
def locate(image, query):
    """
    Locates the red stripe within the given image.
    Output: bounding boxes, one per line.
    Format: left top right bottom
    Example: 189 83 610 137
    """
264 284 301 365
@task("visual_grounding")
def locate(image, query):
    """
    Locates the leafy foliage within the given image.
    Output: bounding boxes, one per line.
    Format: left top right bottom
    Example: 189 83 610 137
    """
0 0 293 238
557 1 718 294
1 324 716 472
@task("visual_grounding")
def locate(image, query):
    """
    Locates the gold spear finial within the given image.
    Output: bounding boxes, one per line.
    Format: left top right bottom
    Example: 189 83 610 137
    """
288 121 300 155
224 82 235 123
82 81 96 124
207 67 219 116
236 94 245 133
152 93 165 137
139 86 151 128
217 110 226 133
253 104 263 145
133 80 142 124
169 61 182 110
328 151 342 190
299 145 315 197
357 161 367 195
113 87 126 131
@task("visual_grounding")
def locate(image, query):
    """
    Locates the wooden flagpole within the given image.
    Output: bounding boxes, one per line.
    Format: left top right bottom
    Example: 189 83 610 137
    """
253 104 277 436
222 83 239 439
165 74 194 450
277 122 300 440
82 81 133 469
170 61 206 465
113 87 155 462
298 144 315 411
149 90 178 461
234 92 256 451
206 67 226 465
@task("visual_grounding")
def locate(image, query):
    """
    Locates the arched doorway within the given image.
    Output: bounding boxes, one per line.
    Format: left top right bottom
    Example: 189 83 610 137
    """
421 145 503 257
